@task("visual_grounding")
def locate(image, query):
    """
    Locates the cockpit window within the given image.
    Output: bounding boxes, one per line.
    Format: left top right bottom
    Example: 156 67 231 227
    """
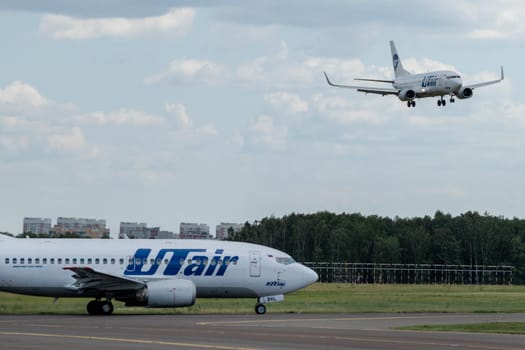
446 75 461 79
276 257 296 265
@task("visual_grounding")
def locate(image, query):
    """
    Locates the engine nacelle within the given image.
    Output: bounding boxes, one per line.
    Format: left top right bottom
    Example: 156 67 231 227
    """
456 87 473 99
131 279 196 308
398 89 416 101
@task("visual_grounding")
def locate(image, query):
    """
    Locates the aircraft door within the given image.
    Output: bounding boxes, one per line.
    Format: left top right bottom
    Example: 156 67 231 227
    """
125 255 136 273
249 251 261 277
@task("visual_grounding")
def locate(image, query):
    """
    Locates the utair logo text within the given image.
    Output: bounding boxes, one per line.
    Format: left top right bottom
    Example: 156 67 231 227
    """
124 248 239 277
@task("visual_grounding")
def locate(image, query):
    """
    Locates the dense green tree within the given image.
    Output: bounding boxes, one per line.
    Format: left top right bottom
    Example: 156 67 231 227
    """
229 211 525 283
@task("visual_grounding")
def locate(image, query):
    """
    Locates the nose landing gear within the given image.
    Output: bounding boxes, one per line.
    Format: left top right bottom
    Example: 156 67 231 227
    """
406 100 416 108
255 303 267 315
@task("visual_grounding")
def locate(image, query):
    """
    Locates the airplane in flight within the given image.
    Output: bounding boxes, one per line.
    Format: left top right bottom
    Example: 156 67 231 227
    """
0 236 318 315
324 40 504 108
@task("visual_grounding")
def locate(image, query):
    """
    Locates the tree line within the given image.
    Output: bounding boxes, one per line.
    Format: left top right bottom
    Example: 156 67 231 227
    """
228 211 525 283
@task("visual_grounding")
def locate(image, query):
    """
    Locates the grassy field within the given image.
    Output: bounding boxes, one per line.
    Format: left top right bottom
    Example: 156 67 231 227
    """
1 283 525 315
400 322 525 335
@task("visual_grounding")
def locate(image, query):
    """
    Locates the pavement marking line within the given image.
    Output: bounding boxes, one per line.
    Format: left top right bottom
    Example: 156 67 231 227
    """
196 314 471 326
0 331 260 350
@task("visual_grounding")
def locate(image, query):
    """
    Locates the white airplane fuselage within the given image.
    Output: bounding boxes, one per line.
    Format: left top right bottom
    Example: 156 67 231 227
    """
393 70 462 98
0 238 318 314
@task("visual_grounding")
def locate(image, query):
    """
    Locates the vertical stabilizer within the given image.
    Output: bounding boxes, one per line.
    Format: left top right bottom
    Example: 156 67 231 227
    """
389 40 410 78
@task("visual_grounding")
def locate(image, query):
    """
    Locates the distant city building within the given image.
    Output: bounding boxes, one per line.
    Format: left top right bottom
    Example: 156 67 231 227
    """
53 217 109 238
23 217 51 235
216 222 243 240
158 230 178 239
179 222 211 239
120 222 167 239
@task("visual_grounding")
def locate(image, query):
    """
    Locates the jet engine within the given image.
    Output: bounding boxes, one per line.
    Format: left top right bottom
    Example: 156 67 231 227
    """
128 279 196 307
456 87 473 99
398 89 416 101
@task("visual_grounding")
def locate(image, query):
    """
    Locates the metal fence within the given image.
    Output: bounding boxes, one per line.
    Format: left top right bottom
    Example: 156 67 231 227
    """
303 262 514 285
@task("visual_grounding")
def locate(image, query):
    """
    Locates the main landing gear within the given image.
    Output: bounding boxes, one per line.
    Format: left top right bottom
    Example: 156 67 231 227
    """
87 299 114 315
437 95 455 107
406 100 416 108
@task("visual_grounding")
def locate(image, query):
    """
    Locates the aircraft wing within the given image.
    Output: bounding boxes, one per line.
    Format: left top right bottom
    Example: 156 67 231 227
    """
464 66 504 89
63 267 144 292
324 72 399 96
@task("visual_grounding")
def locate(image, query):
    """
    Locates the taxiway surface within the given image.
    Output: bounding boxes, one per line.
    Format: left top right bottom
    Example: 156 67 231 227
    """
1 313 524 350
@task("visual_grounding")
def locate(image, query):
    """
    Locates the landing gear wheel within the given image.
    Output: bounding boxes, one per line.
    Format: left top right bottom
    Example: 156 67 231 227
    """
255 303 267 315
101 301 114 315
411 101 416 107
442 99 446 106
87 300 100 315
87 300 114 315
437 99 442 106
407 101 411 108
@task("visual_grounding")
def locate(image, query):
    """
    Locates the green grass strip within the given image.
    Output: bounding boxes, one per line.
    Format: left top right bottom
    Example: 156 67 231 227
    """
2 284 525 315
400 322 525 335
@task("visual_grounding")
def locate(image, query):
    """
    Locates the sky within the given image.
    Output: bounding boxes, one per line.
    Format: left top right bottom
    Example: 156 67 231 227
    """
1 1 524 236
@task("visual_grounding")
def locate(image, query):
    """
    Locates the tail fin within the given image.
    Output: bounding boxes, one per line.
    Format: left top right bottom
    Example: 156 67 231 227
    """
390 40 410 78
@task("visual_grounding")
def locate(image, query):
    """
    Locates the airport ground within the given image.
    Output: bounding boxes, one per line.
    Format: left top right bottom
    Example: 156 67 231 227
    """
2 284 525 349
1 313 525 350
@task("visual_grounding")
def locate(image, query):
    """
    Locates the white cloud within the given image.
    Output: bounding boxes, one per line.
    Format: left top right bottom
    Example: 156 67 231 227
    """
165 102 193 129
47 126 100 157
0 81 50 107
264 92 309 113
73 109 165 126
402 58 456 75
312 93 391 125
248 115 287 150
466 7 525 40
145 59 227 85
0 135 29 153
39 8 195 39
165 102 219 139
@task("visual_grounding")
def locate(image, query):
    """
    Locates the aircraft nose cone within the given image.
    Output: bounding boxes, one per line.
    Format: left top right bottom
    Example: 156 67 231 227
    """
302 265 319 286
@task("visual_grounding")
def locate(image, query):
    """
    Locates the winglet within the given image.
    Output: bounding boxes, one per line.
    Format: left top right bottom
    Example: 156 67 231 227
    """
323 72 335 86
501 66 504 81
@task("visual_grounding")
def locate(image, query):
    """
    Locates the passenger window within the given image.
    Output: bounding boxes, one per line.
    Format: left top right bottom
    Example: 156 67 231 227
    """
65 258 70 264
28 258 32 264
5 258 9 264
164 259 169 265
13 258 17 264
111 258 115 265
95 258 100 264
43 258 47 264
73 258 77 264
80 258 85 264
119 258 124 265
35 258 40 264
20 258 25 264
87 258 92 264
135 258 141 265
103 258 107 264
57 258 62 264
50 258 55 264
